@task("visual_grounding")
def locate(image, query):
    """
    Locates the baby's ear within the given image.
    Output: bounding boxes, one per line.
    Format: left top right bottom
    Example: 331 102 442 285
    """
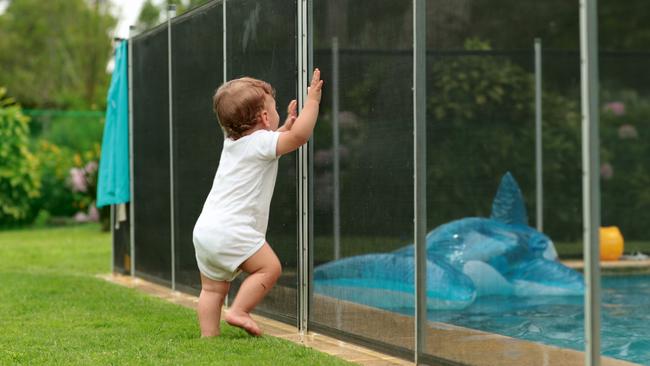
259 110 271 128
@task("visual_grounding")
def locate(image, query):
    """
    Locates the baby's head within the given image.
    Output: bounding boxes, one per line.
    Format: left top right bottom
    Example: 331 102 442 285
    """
213 77 278 139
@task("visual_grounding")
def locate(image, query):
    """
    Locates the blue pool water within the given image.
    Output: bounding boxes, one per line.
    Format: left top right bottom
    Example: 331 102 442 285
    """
424 275 650 365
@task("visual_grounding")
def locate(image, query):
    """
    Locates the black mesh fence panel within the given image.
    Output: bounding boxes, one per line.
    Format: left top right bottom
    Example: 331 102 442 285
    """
132 26 172 285
424 0 584 362
120 1 650 363
171 2 224 294
598 15 650 364
600 52 650 244
225 0 299 323
310 0 415 356
539 50 582 248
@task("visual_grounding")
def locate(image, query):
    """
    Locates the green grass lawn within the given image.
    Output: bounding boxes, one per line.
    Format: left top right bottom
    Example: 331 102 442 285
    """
0 224 352 365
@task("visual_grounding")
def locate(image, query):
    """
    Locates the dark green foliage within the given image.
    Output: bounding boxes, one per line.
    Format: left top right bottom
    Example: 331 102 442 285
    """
31 141 77 218
0 0 114 224
8 108 105 225
136 0 213 31
26 109 105 152
168 0 214 14
600 90 650 240
312 39 586 241
28 139 103 225
136 0 162 30
0 88 40 226
425 40 583 241
0 0 115 109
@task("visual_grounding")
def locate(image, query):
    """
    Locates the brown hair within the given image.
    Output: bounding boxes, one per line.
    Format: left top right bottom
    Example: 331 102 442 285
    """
212 77 275 139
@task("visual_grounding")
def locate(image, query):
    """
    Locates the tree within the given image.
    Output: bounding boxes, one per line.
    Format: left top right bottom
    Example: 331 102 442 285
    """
136 0 161 30
135 0 211 31
0 0 116 109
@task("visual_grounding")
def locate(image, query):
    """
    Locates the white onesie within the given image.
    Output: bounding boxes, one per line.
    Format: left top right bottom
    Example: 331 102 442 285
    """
193 129 281 281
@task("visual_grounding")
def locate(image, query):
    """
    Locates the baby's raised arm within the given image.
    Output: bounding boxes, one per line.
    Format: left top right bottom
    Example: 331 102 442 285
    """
276 69 323 156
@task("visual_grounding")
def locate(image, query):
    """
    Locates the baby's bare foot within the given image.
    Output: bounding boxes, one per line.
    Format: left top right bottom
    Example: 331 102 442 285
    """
225 311 262 336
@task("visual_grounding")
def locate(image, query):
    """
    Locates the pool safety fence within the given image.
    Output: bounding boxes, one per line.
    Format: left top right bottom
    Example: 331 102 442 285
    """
113 0 613 364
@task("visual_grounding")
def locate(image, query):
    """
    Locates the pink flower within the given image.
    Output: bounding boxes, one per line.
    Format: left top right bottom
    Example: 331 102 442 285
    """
338 146 350 160
88 204 99 221
314 149 333 167
338 111 359 128
600 163 614 180
84 161 98 174
603 102 625 116
74 211 89 222
618 124 638 139
69 168 87 192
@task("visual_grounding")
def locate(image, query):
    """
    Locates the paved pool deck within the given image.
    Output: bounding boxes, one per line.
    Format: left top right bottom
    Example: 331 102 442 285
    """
101 273 639 366
562 259 650 275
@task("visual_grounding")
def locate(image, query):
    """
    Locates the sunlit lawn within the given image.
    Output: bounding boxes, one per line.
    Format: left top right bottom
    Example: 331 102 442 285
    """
0 224 351 365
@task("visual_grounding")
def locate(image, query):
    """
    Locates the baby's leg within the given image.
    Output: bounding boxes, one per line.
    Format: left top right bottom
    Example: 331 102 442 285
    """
197 273 230 337
226 242 281 336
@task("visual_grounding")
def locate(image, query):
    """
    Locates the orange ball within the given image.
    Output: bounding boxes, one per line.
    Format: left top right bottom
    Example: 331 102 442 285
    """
600 226 624 261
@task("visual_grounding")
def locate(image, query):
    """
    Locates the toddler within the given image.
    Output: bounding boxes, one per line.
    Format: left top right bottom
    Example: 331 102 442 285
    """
192 69 323 337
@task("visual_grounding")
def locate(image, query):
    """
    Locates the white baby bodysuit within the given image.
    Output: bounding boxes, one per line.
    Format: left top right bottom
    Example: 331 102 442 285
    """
193 129 281 281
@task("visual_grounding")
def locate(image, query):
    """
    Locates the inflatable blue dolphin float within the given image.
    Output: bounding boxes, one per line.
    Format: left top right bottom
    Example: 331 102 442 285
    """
314 172 584 311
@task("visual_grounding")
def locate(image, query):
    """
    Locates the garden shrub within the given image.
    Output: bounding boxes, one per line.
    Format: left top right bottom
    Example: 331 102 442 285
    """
600 90 650 240
31 140 103 225
425 39 584 241
0 87 40 226
312 39 586 242
31 141 77 218
68 144 101 218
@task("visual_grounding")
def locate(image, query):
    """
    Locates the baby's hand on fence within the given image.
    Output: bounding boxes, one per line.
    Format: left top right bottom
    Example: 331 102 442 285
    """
307 68 323 104
282 99 297 131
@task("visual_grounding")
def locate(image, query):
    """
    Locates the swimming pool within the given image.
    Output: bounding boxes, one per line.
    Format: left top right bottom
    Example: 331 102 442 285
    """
426 275 650 365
